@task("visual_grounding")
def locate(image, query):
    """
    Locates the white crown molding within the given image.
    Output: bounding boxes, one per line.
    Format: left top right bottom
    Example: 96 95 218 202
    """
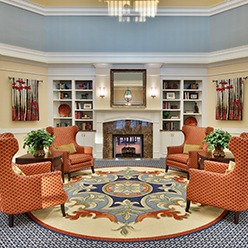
1 42 248 65
0 43 47 62
1 0 248 16
158 0 248 17
208 45 248 64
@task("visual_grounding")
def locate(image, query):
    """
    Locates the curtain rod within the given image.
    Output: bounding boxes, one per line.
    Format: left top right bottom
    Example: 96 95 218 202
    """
8 77 43 82
212 77 248 83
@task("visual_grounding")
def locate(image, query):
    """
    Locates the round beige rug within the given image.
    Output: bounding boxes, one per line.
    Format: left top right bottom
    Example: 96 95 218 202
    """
29 167 226 242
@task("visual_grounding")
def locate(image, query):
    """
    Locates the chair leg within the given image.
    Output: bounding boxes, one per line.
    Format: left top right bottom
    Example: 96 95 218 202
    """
185 200 191 212
60 204 66 217
187 172 189 180
165 165 169 173
91 166 95 174
234 211 240 224
68 173 71 181
9 214 14 227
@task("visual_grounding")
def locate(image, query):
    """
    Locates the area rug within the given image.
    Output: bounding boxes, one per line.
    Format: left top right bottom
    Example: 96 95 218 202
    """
29 167 227 242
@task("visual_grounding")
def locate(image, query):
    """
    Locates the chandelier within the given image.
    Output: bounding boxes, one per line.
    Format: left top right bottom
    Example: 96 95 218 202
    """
100 0 159 22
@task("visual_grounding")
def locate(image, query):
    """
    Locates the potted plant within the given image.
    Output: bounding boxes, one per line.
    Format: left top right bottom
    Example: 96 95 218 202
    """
202 129 231 157
23 129 55 157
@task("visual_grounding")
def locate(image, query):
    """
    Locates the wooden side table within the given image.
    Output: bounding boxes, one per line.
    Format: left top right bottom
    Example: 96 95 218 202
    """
15 152 64 182
198 150 235 169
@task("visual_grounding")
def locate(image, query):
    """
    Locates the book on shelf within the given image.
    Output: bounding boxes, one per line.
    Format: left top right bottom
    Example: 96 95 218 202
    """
76 122 93 131
184 92 190 99
77 102 82 109
163 121 179 131
77 81 92 90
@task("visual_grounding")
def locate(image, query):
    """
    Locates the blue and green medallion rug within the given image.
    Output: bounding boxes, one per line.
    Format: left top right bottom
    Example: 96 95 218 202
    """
29 167 226 242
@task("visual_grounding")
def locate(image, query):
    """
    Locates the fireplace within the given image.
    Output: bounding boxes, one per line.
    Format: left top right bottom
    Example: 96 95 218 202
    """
103 119 153 159
113 134 143 158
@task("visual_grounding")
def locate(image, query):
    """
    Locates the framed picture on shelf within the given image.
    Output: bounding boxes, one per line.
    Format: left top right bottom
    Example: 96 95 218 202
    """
83 103 92 109
189 93 198 99
166 92 175 99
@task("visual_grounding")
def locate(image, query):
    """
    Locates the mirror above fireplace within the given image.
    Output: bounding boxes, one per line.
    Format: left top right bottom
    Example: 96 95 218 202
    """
110 69 146 107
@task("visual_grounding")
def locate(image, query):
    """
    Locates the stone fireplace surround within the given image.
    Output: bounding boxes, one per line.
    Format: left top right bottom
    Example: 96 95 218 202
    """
103 120 152 159
94 110 161 159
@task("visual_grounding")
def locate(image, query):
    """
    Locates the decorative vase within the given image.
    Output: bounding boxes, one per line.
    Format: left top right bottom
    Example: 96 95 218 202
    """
213 146 225 158
34 146 45 157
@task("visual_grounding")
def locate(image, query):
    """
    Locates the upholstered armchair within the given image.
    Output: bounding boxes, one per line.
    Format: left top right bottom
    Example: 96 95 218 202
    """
0 134 67 227
240 132 248 139
46 125 94 181
165 125 214 177
0 132 14 138
185 136 248 224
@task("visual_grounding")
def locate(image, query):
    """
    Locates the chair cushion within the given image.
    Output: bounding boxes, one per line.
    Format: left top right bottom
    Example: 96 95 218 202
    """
12 164 25 176
56 143 77 154
225 160 235 174
183 144 202 154
167 153 189 164
69 153 92 164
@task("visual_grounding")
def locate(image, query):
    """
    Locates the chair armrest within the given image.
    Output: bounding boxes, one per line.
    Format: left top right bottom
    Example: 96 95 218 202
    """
13 162 51 175
23 172 65 195
188 168 225 181
49 148 70 171
50 147 69 156
167 145 184 154
187 150 200 169
6 172 66 205
186 168 234 204
204 160 228 174
75 145 93 154
51 149 69 160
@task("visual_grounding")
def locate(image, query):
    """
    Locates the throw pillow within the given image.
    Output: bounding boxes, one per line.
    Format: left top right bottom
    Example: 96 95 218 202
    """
225 160 235 174
56 143 77 154
12 164 25 176
183 144 202 154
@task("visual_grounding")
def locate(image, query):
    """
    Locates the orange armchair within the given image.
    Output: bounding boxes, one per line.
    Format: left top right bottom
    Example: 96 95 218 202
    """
165 125 214 177
240 132 248 138
46 125 94 181
0 134 67 227
185 136 248 224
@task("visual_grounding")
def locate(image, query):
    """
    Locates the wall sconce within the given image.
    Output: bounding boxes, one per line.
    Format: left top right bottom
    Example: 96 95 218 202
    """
150 87 156 98
99 87 106 98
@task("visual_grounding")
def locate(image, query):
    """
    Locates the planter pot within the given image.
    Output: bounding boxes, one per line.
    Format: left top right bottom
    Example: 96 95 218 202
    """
213 146 225 158
34 147 45 157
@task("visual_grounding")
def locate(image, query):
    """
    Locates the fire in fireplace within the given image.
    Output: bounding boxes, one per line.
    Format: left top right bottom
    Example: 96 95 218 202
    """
113 134 143 158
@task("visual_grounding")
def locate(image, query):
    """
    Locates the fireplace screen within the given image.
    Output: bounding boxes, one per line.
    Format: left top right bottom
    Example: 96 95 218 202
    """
113 134 143 158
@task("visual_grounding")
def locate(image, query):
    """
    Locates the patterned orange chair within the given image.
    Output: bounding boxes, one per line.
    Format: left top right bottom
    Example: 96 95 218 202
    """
46 125 94 181
185 136 248 224
240 132 248 139
0 134 68 227
0 132 14 138
165 125 214 178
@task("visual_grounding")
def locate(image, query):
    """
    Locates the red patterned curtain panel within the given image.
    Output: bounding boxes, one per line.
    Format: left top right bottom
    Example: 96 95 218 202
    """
10 78 40 121
215 77 244 120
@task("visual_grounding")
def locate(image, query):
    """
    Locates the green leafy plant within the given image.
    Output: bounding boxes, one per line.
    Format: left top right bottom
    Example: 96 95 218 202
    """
23 129 54 155
202 129 231 151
